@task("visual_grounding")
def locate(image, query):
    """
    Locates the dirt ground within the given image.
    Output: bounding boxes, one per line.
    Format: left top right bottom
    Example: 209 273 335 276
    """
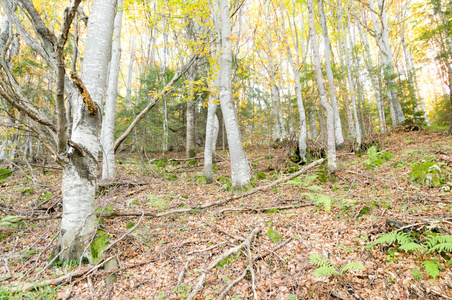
1 129 451 299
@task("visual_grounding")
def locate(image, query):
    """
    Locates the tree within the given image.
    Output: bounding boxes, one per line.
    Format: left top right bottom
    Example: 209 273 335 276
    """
215 0 251 190
101 0 124 181
368 0 406 127
307 0 336 172
0 0 117 262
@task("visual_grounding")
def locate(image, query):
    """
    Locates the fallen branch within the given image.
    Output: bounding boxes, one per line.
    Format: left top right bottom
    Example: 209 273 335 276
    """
177 257 193 287
187 227 262 300
7 159 324 224
167 156 204 162
5 256 114 293
217 202 315 214
218 238 292 299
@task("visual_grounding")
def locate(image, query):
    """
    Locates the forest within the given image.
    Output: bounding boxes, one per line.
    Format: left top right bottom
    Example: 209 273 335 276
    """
0 0 452 299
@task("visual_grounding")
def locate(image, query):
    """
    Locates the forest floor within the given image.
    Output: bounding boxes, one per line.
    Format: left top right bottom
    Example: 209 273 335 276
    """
0 129 452 300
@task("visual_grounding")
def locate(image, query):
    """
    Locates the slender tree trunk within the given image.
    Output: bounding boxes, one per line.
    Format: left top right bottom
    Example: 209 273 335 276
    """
204 42 220 182
347 5 362 146
218 0 251 189
318 0 344 146
57 0 116 262
369 0 405 126
280 14 307 162
358 18 386 132
186 62 198 157
101 0 123 181
309 109 317 139
307 0 336 172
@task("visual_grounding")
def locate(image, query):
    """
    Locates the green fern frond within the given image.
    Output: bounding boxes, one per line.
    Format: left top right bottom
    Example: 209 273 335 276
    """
422 261 440 278
314 266 339 277
374 232 413 246
374 232 397 244
316 195 333 212
426 235 452 248
309 254 334 268
428 243 452 253
340 263 366 275
399 242 426 253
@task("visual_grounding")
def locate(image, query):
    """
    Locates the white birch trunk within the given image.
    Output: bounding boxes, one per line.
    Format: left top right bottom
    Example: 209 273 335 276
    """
318 0 344 146
358 19 386 132
218 0 251 189
307 0 336 172
101 0 123 181
58 0 116 262
345 4 362 147
186 63 198 157
369 0 405 126
280 14 307 162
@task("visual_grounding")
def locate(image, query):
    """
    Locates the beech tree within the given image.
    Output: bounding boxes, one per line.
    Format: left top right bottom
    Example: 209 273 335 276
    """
214 0 251 190
307 0 336 172
0 0 117 261
101 0 124 181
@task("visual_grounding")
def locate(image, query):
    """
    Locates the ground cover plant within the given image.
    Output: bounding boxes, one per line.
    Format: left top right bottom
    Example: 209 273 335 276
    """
0 130 451 299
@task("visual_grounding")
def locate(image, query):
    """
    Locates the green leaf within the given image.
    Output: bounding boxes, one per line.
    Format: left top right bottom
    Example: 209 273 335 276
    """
266 228 283 243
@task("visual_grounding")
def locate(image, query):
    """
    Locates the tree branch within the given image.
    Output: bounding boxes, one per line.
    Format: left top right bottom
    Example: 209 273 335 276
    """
114 54 200 152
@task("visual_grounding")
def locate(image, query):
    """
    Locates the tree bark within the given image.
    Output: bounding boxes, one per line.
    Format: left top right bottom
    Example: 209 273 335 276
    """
204 43 220 182
369 0 405 126
217 0 251 190
307 0 336 172
186 62 198 157
57 0 117 262
101 0 123 181
318 0 344 146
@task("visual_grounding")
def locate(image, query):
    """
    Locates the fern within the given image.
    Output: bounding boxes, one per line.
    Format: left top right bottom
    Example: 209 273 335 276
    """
422 260 440 278
314 266 339 277
374 232 412 246
399 242 426 253
309 254 334 268
316 195 333 212
429 243 452 253
310 254 338 277
340 263 366 275
425 235 452 248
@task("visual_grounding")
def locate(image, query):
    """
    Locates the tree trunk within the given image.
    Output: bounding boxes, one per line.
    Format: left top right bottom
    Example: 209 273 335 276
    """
280 15 307 162
101 0 123 181
369 0 405 126
218 0 251 190
318 0 344 146
186 62 198 157
204 43 219 182
307 0 336 172
358 17 387 133
57 0 116 262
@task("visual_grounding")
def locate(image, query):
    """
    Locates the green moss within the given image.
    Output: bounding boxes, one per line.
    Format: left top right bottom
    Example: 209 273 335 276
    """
90 230 110 261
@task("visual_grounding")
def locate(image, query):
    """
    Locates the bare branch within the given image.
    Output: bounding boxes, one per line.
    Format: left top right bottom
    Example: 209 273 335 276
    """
114 54 200 152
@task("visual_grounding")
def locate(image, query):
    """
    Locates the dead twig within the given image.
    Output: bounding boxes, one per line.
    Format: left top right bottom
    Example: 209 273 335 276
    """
176 257 193 287
246 243 258 300
218 238 292 299
102 210 144 254
5 256 114 293
217 202 315 214
187 227 262 300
